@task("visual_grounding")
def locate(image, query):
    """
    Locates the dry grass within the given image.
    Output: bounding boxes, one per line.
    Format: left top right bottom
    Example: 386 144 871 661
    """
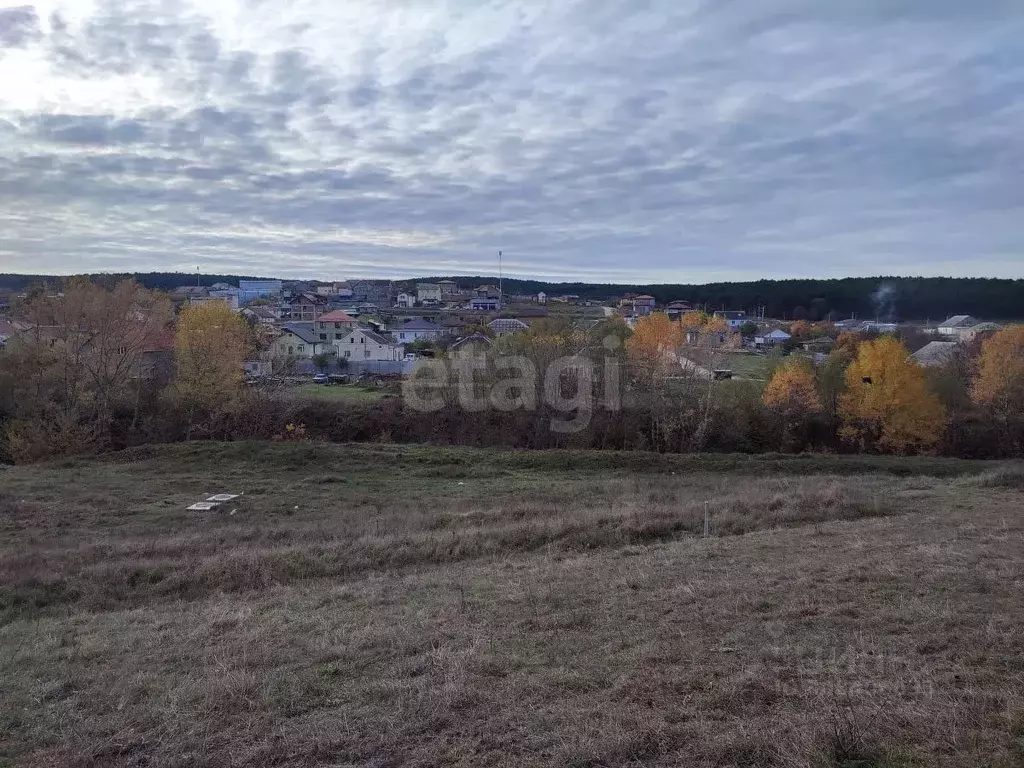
1 443 1022 767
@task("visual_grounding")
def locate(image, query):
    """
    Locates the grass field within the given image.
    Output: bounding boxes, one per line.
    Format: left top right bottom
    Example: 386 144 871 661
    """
716 351 777 381
291 383 388 401
2 443 1023 766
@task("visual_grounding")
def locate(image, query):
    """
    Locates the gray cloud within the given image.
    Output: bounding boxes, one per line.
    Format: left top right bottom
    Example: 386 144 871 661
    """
0 0 1022 281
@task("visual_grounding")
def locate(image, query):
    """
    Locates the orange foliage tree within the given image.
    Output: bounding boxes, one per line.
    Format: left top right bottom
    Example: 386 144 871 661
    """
790 321 836 339
833 331 866 359
678 311 709 334
703 315 730 335
839 336 947 453
625 312 681 372
788 320 813 338
971 325 1024 416
763 359 822 450
763 359 822 414
678 311 730 347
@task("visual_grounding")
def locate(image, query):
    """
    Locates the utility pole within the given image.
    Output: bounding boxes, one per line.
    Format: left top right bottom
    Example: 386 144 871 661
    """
498 250 503 308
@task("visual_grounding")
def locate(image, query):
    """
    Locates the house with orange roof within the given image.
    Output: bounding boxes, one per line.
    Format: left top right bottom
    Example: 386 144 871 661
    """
314 310 361 344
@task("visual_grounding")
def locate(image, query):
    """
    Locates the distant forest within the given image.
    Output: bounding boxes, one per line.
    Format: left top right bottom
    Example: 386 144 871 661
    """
2 272 1022 322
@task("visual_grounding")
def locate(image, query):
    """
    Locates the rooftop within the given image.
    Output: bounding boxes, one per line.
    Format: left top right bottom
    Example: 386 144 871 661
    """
911 341 958 367
490 318 529 330
450 333 493 350
318 310 358 323
939 315 977 328
280 323 317 345
399 318 443 331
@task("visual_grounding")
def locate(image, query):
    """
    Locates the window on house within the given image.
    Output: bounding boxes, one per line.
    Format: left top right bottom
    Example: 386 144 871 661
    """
335 322 341 329
335 333 344 340
319 333 327 340
297 345 305 353
288 346 294 354
364 349 371 358
344 350 351 358
350 337 354 343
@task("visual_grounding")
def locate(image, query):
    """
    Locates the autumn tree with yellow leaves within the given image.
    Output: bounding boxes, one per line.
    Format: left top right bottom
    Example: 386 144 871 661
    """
763 358 822 450
971 325 1024 451
972 325 1024 416
625 312 682 375
172 302 252 437
678 310 709 335
839 336 947 453
764 359 822 414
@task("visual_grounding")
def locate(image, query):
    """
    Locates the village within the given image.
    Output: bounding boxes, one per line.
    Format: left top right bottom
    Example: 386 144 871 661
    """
0 276 1005 389
161 279 1010 381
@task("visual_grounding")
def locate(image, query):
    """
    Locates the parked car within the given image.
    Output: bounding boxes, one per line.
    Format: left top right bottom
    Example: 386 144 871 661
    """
312 373 329 384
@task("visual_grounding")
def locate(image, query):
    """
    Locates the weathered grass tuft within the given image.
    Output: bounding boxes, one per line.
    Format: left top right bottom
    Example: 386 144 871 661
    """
966 464 1024 490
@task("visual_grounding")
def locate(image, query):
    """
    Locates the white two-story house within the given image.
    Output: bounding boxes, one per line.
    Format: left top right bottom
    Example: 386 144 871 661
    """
333 328 405 361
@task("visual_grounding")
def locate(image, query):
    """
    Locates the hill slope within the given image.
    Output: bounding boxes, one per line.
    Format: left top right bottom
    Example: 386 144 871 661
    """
2 443 1022 766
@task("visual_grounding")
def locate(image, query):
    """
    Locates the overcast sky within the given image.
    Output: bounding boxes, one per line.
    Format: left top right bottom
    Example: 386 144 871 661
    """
1 1 1022 283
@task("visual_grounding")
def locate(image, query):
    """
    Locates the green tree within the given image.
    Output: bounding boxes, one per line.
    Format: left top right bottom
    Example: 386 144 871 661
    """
312 352 332 373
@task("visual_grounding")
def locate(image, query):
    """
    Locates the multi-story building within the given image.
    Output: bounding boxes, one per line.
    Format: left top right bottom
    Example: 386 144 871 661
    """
417 283 442 304
314 310 360 344
281 292 328 322
333 328 405 361
238 280 283 304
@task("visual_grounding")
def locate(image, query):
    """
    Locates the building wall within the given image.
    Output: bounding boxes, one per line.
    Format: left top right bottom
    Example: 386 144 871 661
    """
314 318 359 343
332 331 404 361
285 302 327 322
273 332 315 358
417 284 442 302
238 281 283 303
395 328 442 343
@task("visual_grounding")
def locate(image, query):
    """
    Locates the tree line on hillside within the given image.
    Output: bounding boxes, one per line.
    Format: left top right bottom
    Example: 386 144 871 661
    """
434 275 1024 322
0 272 270 294
4 273 1023 322
2 280 1023 462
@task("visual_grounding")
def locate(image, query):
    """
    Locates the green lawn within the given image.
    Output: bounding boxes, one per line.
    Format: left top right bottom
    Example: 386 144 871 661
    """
292 383 388 401
715 351 776 381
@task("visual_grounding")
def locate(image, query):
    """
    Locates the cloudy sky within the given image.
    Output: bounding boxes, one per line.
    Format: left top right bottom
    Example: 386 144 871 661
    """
1 1 1022 283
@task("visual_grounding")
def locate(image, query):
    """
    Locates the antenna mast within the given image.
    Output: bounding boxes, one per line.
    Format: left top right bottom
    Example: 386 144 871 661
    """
498 250 503 308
